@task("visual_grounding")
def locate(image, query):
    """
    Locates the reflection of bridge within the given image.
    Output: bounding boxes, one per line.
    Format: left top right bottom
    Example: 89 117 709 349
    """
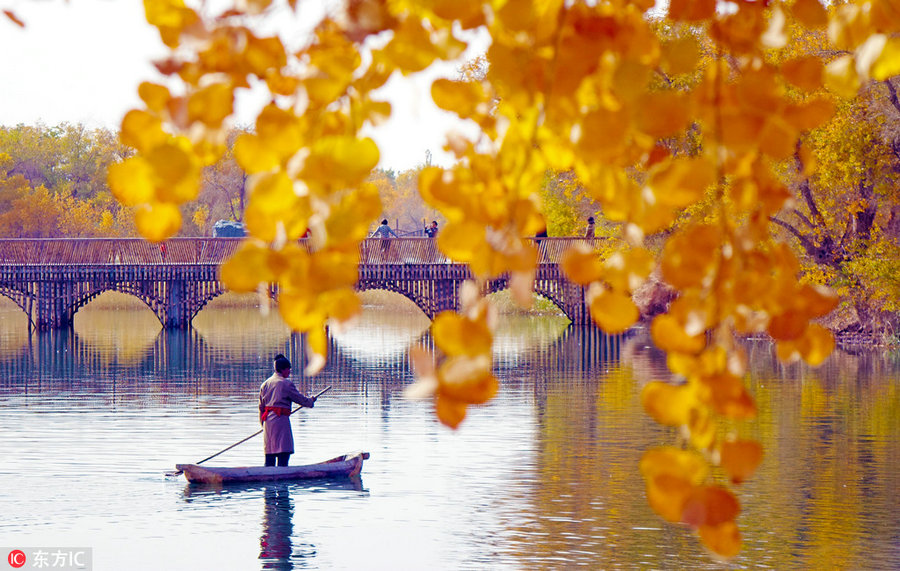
0 238 603 330
0 326 623 398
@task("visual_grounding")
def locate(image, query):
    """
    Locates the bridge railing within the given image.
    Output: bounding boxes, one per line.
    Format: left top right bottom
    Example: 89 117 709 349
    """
0 237 606 265
0 238 245 265
358 237 606 264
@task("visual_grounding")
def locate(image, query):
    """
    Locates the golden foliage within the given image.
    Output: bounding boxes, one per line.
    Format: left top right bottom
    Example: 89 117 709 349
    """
105 0 900 558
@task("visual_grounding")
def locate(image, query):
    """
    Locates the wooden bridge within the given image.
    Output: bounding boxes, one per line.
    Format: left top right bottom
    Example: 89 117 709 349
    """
0 237 603 330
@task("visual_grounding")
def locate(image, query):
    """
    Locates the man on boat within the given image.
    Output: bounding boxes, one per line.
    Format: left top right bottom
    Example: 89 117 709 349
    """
259 354 316 467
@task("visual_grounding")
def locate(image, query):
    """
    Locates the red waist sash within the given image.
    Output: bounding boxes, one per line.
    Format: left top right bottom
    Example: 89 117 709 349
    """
260 406 291 424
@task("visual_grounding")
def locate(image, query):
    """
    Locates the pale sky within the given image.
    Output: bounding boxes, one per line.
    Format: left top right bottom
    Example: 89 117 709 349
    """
0 0 483 172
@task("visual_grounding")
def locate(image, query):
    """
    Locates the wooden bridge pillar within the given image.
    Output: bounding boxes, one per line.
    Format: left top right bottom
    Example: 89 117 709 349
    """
430 279 459 317
160 279 192 328
561 281 590 325
34 281 76 330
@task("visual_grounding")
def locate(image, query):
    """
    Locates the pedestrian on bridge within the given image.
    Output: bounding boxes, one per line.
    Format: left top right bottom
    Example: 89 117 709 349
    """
372 219 398 239
371 219 398 262
584 216 595 238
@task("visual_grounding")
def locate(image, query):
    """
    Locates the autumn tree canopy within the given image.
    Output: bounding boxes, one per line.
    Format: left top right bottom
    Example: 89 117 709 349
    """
7 0 899 559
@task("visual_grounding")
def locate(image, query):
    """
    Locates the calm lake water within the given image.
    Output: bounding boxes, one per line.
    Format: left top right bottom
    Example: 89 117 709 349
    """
1 293 898 570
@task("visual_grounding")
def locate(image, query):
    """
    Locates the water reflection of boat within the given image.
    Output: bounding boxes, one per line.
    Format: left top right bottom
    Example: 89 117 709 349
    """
181 479 367 570
176 452 369 484
181 476 368 499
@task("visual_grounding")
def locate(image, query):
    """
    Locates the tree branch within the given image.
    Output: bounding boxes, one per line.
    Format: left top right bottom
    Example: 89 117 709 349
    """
770 215 813 248
885 79 900 115
790 208 815 230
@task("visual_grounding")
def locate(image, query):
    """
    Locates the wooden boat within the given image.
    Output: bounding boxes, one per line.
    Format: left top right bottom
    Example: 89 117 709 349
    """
176 452 369 484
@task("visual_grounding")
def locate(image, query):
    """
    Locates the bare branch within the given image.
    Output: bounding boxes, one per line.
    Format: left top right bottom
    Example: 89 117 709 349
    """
885 79 900 115
790 208 815 230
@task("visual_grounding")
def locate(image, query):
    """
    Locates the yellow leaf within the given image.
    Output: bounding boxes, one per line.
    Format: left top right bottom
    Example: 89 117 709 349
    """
138 82 172 113
783 97 836 131
768 309 808 341
265 70 301 97
431 78 485 117
560 244 604 285
668 0 716 22
438 356 498 404
324 183 384 246
219 244 278 293
646 473 695 522
696 373 757 420
579 108 631 162
681 485 740 528
871 37 900 80
720 439 764 484
781 56 825 92
660 224 721 290
634 92 691 139
435 393 468 429
234 133 280 174
278 290 324 331
825 55 861 99
688 402 717 450
244 34 288 77
144 0 198 48
107 157 155 207
797 323 835 366
651 314 707 354
375 18 464 73
429 0 486 28
709 3 767 55
343 0 398 41
717 110 764 149
648 157 716 209
436 221 486 263
247 171 296 214
589 288 639 333
146 140 201 203
758 117 798 159
187 83 233 128
433 312 493 356
698 521 742 558
321 288 363 325
305 326 328 375
302 136 380 192
306 324 328 360
256 104 303 159
797 283 839 318
640 447 708 485
120 110 167 153
135 202 181 243
661 36 702 76
791 0 828 29
641 381 695 426
307 248 360 291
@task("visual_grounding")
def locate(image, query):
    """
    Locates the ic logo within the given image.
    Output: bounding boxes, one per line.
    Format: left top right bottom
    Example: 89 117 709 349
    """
7 550 26 568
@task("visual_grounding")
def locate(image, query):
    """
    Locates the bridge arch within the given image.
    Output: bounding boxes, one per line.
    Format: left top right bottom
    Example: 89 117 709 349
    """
71 285 161 324
355 279 433 319
0 283 33 323
484 278 576 323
